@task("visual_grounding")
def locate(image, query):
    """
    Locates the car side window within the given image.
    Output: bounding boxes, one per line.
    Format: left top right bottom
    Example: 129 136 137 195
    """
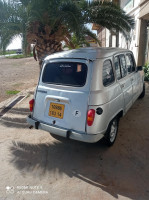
114 56 121 80
126 53 135 73
102 60 115 87
119 54 127 77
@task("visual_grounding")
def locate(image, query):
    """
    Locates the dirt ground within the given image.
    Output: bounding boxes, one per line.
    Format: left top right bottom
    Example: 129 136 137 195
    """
0 57 149 200
0 57 39 102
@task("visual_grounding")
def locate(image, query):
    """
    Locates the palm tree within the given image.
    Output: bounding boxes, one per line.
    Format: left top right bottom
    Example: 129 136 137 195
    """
85 1 134 34
0 0 28 55
0 1 14 53
22 0 100 66
64 33 91 49
0 0 135 66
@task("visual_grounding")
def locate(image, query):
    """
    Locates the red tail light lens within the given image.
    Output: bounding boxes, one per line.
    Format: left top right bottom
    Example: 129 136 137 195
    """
29 99 34 112
87 109 95 126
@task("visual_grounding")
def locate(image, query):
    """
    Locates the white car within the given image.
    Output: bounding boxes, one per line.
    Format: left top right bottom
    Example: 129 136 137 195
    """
27 48 145 146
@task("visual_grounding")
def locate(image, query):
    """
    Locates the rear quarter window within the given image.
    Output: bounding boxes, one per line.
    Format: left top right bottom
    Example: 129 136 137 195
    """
42 62 88 87
102 60 115 87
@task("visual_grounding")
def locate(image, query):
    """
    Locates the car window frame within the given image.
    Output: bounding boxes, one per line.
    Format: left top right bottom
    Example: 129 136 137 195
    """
102 59 115 87
125 53 136 74
41 61 88 87
113 55 122 80
114 53 128 80
119 54 127 78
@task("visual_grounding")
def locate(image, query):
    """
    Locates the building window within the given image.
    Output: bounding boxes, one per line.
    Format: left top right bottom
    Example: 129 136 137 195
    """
121 0 134 12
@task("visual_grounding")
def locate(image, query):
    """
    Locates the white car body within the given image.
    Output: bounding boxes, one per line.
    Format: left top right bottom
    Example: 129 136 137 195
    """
27 47 144 144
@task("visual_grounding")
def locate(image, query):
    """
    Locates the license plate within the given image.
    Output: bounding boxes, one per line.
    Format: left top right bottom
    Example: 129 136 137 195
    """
49 103 65 119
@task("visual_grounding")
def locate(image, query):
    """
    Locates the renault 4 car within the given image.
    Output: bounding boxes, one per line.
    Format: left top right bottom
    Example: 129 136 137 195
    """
27 48 145 146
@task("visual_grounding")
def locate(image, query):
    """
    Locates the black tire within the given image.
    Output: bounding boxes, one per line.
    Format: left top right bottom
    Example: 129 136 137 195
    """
104 117 119 147
139 83 145 99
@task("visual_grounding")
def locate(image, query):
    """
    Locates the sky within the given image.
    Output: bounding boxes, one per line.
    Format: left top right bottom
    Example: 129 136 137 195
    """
6 35 22 50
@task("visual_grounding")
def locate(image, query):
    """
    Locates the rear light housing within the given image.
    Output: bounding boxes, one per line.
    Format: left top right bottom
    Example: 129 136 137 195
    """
29 99 34 112
87 109 95 126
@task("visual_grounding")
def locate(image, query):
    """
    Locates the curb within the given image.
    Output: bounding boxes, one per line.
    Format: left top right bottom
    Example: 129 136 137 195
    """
0 87 36 109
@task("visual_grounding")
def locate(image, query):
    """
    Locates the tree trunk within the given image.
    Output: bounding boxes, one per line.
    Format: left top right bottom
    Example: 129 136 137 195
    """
27 23 66 67
35 40 63 69
22 32 28 56
27 44 31 55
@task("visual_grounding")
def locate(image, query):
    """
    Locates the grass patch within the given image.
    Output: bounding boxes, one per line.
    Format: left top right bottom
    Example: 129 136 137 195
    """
6 53 33 59
6 90 20 95
6 55 27 59
0 50 16 55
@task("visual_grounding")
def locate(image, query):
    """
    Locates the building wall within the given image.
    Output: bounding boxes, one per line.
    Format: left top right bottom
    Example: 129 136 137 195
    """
119 0 149 65
97 28 106 47
93 0 149 65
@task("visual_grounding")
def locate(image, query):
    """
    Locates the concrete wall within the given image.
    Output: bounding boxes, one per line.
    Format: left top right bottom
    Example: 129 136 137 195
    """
92 0 149 65
119 0 149 65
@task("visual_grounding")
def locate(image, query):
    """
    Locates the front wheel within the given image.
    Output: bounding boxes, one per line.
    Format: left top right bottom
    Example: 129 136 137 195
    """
104 117 119 146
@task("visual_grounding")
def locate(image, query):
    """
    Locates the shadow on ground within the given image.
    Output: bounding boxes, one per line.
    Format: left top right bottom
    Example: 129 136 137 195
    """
5 83 149 199
7 107 30 115
0 107 30 129
9 137 149 200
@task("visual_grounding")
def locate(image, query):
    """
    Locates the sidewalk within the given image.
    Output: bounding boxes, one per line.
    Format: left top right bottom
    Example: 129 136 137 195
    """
0 87 35 130
0 87 35 112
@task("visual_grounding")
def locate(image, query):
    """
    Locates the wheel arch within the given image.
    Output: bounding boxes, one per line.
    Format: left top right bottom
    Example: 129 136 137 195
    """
111 109 123 122
106 109 123 131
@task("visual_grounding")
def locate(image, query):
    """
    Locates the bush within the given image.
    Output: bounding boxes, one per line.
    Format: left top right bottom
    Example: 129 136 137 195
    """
143 62 149 81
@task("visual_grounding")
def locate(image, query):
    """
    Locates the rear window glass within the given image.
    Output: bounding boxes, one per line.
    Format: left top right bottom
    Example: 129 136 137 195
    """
42 62 87 87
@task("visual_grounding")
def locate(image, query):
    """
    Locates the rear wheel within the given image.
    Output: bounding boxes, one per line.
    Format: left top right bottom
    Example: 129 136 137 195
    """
139 83 145 99
104 117 119 146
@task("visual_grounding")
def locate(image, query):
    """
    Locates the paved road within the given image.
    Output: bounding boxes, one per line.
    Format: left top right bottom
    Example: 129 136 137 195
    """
0 85 149 200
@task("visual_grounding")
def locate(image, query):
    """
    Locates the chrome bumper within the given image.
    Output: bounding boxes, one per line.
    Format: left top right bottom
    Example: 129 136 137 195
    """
27 115 104 143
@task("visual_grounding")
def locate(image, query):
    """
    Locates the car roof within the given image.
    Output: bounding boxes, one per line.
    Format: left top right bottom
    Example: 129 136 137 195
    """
44 47 132 61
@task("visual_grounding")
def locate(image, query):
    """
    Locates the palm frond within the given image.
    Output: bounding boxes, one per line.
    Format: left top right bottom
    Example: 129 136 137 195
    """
83 1 135 32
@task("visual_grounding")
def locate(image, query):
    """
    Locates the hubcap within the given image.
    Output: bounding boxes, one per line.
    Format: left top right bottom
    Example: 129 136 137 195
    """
109 120 117 143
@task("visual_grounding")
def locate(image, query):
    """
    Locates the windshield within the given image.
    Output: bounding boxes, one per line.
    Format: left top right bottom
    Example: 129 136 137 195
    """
42 62 88 87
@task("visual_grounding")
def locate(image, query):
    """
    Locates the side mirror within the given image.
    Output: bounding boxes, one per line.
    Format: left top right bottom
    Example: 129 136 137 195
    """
136 66 143 72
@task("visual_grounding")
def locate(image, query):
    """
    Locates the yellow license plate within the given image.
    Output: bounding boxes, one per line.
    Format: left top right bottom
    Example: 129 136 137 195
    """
49 103 65 119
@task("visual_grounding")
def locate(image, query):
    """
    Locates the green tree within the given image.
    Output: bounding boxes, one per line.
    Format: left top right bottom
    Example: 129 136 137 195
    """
0 0 134 65
0 0 28 55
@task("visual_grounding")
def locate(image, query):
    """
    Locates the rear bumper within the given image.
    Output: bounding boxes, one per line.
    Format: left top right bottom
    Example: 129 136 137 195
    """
27 115 104 143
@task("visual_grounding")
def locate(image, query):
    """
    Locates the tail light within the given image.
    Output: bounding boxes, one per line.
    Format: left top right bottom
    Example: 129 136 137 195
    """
29 99 34 112
87 109 95 126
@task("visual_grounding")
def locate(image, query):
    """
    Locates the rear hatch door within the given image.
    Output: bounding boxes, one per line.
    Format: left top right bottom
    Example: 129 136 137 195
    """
33 59 92 132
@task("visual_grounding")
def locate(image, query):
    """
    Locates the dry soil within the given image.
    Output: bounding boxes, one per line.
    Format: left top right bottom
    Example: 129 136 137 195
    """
0 57 39 102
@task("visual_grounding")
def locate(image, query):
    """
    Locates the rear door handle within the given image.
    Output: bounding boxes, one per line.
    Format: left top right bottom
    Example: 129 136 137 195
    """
45 95 70 104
